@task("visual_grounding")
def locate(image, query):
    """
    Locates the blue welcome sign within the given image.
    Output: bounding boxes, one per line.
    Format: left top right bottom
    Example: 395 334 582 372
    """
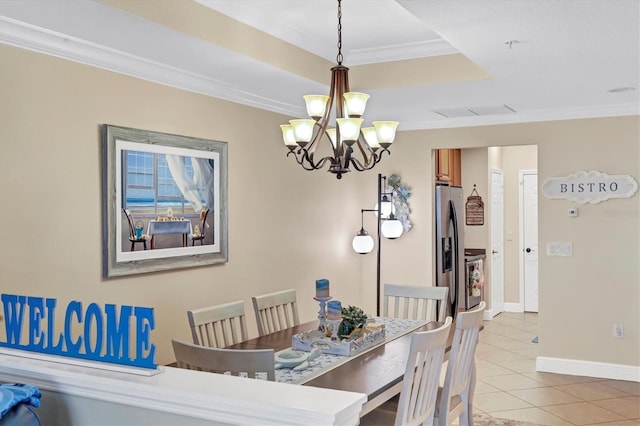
0 294 157 369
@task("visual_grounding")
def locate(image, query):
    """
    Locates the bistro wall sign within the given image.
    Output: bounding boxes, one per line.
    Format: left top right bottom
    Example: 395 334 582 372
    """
542 170 638 204
0 293 157 369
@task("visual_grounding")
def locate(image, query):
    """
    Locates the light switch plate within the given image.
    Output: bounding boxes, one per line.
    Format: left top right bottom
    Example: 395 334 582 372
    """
547 242 573 256
568 208 579 217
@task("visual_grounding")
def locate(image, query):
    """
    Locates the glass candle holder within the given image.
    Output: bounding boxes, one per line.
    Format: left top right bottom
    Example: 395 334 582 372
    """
314 296 332 332
327 319 341 341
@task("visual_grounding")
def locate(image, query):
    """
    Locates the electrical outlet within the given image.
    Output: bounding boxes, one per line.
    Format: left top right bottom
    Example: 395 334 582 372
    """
613 323 624 338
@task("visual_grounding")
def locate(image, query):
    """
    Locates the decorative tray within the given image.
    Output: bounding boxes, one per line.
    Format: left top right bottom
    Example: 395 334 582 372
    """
291 324 385 357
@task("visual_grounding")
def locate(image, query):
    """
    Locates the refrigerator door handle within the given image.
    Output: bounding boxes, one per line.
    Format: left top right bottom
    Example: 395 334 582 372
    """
449 200 460 319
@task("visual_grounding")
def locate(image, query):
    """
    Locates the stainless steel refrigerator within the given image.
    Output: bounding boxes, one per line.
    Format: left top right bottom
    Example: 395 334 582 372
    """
435 184 465 320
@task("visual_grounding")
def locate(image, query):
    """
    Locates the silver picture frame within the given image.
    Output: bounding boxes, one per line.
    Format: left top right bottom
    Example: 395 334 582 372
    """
102 124 228 277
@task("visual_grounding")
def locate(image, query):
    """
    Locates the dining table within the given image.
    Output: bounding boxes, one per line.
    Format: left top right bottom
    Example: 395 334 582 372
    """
227 317 476 419
146 219 191 249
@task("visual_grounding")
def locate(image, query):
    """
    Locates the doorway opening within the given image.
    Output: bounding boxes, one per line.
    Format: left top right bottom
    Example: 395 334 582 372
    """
433 145 539 320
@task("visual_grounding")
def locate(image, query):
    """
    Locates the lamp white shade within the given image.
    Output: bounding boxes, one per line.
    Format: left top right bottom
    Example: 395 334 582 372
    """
352 232 374 254
361 127 380 149
343 92 369 117
372 121 399 145
381 218 403 239
280 124 297 147
290 119 316 143
303 95 329 119
336 118 363 145
375 198 394 219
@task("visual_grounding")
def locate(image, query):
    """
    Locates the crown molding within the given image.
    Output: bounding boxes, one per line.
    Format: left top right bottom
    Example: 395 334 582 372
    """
346 39 458 66
0 16 301 117
2 16 637 132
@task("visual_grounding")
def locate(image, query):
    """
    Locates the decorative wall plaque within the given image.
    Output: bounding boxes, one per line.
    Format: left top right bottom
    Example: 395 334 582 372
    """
0 293 157 371
465 186 484 225
542 170 638 204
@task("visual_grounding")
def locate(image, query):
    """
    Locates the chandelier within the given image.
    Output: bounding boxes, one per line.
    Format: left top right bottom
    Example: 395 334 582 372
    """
280 0 399 179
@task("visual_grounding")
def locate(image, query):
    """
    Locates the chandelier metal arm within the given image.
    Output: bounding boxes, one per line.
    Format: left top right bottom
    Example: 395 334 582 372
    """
286 150 317 170
289 147 337 171
347 148 390 172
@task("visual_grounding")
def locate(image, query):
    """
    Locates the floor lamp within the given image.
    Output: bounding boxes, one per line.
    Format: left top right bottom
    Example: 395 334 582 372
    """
352 173 403 315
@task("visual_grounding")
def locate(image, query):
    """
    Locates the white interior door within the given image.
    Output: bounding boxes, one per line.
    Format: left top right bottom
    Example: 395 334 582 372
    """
522 171 539 312
491 169 504 316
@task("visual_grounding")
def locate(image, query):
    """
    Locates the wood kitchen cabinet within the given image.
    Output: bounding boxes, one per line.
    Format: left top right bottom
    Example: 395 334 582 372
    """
435 148 461 186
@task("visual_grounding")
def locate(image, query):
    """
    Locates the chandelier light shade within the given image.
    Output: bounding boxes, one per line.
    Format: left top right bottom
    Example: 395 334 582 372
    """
280 0 399 179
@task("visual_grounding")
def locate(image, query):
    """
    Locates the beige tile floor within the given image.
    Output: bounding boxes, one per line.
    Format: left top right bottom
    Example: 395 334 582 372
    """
474 312 640 425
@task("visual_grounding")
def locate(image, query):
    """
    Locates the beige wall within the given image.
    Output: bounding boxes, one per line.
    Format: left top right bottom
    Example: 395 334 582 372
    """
537 118 639 366
1 44 638 370
399 120 639 367
0 45 369 365
461 148 490 250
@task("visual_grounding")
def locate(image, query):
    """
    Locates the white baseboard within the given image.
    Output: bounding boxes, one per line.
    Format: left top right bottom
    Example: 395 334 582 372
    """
504 303 524 312
537 356 640 382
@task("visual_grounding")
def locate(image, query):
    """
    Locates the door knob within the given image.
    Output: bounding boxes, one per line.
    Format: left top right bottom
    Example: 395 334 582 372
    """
526 248 532 253
492 250 498 254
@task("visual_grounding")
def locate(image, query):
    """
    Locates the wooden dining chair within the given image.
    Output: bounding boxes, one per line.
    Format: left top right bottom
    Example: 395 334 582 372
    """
384 283 449 323
187 300 248 348
251 289 300 336
361 317 453 426
122 208 147 251
434 301 486 426
171 339 275 381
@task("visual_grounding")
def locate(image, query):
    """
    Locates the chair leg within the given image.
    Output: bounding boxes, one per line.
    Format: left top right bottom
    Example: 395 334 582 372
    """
143 241 147 250
465 362 477 425
131 242 134 251
457 382 472 426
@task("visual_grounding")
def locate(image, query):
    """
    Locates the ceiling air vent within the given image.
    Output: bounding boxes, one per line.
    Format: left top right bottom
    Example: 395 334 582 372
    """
433 105 516 118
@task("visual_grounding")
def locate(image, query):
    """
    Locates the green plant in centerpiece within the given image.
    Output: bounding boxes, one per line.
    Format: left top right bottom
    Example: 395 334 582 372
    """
339 305 368 338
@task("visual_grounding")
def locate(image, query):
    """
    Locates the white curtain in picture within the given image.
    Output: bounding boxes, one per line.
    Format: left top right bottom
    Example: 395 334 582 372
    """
192 157 215 210
165 155 215 212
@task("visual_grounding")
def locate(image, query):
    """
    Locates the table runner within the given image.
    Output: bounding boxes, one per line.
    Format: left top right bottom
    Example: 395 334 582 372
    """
275 317 427 385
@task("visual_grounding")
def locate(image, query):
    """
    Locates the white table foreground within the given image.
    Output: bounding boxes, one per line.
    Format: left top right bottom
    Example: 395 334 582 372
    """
0 353 366 425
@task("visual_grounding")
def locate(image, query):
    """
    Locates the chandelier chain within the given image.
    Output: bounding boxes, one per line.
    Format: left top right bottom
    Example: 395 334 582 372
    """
336 0 343 65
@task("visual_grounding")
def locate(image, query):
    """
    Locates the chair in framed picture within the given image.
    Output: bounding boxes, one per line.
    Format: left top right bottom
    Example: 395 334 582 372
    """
122 208 147 251
189 208 209 246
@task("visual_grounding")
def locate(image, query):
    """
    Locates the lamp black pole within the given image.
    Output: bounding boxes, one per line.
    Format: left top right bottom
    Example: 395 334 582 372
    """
376 173 383 316
357 174 385 316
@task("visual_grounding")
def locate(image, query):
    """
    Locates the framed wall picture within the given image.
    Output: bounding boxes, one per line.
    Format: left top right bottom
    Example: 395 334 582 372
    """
102 125 228 277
